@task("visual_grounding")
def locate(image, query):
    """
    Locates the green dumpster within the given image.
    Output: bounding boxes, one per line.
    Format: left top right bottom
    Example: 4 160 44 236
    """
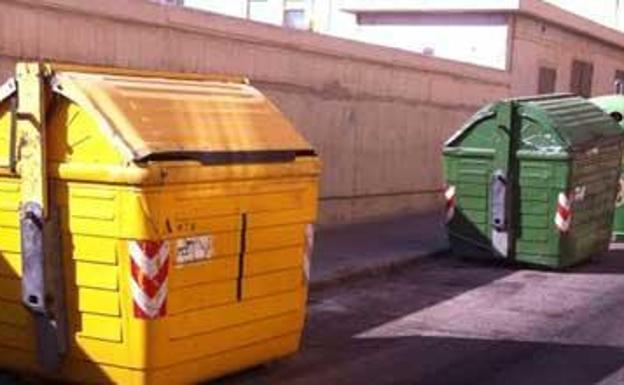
443 94 624 268
590 95 624 241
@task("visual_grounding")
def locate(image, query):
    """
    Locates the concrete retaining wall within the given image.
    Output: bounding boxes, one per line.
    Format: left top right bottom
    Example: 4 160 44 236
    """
0 0 511 226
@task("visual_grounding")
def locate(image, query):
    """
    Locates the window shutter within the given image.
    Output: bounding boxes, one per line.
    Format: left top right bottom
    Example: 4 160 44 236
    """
538 67 557 94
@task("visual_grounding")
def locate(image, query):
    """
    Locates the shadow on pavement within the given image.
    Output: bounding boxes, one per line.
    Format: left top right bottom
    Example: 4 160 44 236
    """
214 255 517 384
216 247 624 385
232 335 624 385
310 213 448 287
575 245 624 274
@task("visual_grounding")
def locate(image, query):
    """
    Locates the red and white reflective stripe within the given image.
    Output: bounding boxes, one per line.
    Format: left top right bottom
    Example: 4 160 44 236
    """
129 240 170 319
303 224 314 284
555 193 572 233
445 185 456 223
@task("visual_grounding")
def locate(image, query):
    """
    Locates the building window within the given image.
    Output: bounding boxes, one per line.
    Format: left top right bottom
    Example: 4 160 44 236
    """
538 67 557 94
570 60 594 97
284 8 307 29
615 70 624 94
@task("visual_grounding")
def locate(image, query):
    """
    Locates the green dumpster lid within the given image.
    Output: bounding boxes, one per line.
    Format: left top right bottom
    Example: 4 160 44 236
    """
446 94 623 153
590 94 624 131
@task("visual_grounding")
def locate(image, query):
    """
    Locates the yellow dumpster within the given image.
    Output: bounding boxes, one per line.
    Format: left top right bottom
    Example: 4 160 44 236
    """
0 62 320 384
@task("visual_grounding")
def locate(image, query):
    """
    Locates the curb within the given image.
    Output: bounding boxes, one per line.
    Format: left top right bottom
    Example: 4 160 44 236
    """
309 247 450 292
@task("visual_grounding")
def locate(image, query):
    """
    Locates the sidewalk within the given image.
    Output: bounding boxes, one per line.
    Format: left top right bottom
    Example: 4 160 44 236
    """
310 212 449 289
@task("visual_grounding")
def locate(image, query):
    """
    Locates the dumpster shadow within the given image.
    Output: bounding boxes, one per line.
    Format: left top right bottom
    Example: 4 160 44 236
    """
213 211 521 385
217 334 624 385
0 248 91 385
0 181 111 384
574 244 624 274
213 255 520 384
216 246 624 385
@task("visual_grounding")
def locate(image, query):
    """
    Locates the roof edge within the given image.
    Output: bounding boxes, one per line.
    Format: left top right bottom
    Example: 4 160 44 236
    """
516 0 624 51
343 0 624 52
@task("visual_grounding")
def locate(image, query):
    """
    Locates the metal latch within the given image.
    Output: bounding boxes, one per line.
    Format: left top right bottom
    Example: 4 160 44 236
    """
20 202 67 370
490 170 510 257
490 170 508 231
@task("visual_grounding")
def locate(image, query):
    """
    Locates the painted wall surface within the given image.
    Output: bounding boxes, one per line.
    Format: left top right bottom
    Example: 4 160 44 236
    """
0 0 510 226
510 14 624 97
354 13 509 69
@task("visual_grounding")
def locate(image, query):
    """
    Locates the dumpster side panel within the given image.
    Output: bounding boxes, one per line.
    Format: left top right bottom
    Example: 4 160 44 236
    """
444 152 495 256
0 103 27 361
140 176 318 378
590 95 624 240
0 177 36 364
0 179 147 382
563 143 622 266
515 158 568 267
614 203 624 240
59 184 148 373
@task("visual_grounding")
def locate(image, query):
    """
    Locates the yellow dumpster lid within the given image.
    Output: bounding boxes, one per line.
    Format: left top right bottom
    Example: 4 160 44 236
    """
52 71 315 163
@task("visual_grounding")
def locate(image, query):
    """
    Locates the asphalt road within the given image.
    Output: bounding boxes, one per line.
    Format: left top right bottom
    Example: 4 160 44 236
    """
216 247 624 385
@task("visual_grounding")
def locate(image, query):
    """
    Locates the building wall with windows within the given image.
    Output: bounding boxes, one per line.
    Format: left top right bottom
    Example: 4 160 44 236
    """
511 13 624 97
338 1 624 97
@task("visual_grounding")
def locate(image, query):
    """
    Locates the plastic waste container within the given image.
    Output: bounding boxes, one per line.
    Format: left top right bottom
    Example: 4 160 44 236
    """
590 95 624 240
443 94 623 268
0 62 320 384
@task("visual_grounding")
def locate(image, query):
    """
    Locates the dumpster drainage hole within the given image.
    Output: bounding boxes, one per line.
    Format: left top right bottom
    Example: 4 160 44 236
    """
28 295 38 305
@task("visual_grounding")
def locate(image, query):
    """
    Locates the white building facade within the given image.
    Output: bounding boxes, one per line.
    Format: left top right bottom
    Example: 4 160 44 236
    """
175 0 624 73
177 1 623 69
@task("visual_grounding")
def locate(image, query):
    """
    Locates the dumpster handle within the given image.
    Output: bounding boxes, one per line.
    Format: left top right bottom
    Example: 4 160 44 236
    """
9 95 17 172
236 213 248 302
136 149 317 166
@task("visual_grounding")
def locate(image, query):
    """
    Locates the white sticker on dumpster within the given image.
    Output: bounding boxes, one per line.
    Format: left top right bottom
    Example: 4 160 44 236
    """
175 235 213 265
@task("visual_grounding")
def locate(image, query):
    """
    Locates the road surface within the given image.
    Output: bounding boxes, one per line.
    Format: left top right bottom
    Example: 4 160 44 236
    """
217 248 624 385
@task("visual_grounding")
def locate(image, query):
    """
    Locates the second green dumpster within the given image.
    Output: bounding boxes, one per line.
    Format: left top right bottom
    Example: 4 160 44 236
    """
443 94 624 268
590 94 624 241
